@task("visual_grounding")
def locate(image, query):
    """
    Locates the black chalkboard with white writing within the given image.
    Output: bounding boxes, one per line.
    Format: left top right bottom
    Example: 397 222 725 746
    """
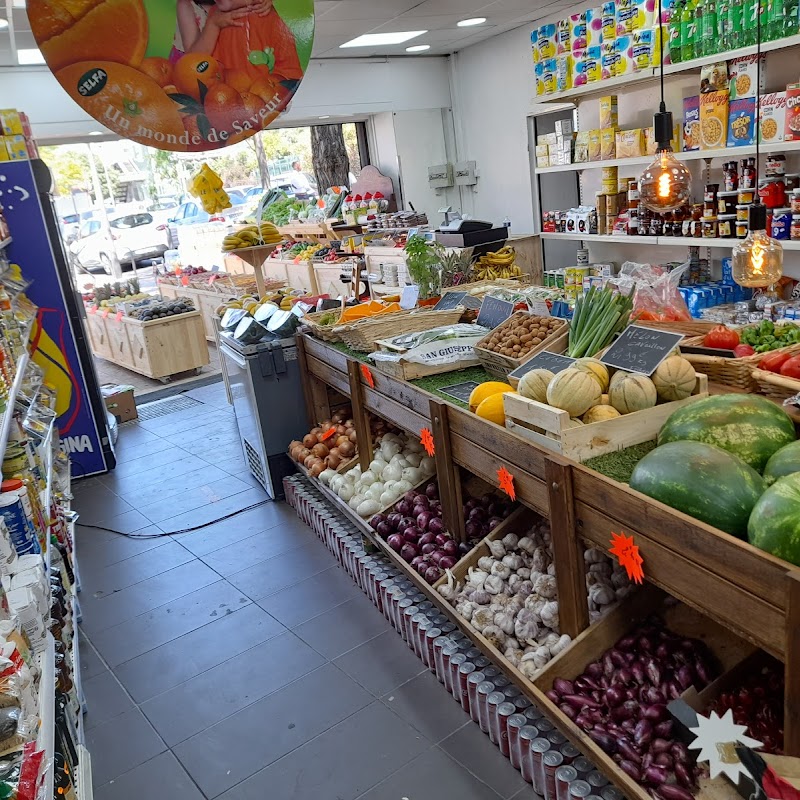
600 325 685 376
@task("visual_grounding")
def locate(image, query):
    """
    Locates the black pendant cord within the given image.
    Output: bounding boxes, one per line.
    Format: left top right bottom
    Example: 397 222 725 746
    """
659 0 666 114
755 0 762 194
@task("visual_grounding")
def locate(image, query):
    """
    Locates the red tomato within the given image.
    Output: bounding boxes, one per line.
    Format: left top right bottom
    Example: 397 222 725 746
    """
733 344 756 358
779 355 800 379
703 325 740 350
760 351 793 373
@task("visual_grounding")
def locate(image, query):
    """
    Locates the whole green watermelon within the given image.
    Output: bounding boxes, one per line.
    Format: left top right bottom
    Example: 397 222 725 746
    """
630 441 765 538
764 441 800 486
748 474 800 565
658 393 795 473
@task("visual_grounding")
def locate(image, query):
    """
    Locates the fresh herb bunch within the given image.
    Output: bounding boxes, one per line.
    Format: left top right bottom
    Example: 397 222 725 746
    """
404 235 445 300
568 285 635 358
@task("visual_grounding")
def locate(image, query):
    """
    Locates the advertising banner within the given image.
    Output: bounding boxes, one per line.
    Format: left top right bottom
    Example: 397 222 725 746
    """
29 0 314 151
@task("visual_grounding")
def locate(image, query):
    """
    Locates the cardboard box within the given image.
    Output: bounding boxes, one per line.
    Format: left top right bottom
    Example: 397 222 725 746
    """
535 144 551 168
728 54 765 100
759 92 786 143
0 110 23 136
785 83 800 142
601 127 618 159
683 95 700 150
574 131 591 162
5 136 28 161
727 97 756 146
101 384 137 423
588 129 602 160
600 95 619 129
699 91 729 149
616 128 645 158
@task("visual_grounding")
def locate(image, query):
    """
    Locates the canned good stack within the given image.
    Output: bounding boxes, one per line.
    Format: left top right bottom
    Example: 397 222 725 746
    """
283 473 616 800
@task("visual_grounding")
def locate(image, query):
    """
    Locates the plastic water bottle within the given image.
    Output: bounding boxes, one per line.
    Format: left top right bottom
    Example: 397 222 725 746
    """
503 216 512 231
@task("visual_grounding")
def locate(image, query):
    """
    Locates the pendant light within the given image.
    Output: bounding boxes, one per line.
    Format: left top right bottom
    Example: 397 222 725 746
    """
732 0 783 287
638 0 692 212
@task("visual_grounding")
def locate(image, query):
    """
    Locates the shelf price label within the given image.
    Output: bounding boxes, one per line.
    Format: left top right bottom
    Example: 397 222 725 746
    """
497 466 516 501
360 364 375 389
101 309 109 319
420 428 435 457
609 531 644 584
321 427 337 442
115 311 124 322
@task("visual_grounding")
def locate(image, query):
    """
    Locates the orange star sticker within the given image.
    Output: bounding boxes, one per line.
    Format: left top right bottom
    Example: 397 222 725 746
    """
360 364 375 388
497 467 516 501
609 531 644 584
420 428 435 457
321 427 337 442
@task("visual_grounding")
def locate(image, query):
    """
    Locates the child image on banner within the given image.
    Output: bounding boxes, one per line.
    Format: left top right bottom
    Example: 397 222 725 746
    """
26 0 314 152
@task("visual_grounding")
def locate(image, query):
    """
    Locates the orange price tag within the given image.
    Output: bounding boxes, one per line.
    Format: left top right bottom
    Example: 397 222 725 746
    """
101 309 109 319
181 275 190 287
609 531 644 584
360 364 375 388
321 427 337 442
88 306 96 314
115 311 123 322
421 428 435 457
497 467 516 501
208 275 216 285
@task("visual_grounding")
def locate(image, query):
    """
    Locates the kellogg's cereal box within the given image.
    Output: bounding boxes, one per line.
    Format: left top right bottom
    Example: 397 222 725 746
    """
683 95 700 150
727 97 756 147
759 92 786 143
699 91 729 149
785 83 800 142
728 54 765 100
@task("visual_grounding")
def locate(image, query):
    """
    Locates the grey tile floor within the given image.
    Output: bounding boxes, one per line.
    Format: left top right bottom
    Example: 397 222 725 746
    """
75 380 533 800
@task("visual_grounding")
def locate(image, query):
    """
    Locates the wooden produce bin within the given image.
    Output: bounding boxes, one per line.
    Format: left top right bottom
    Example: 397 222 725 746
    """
159 283 225 342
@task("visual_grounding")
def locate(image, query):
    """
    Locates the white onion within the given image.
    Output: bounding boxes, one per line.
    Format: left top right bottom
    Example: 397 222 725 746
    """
338 484 354 502
395 480 413 494
381 442 401 460
420 456 435 474
360 472 376 487
349 493 365 510
380 490 395 506
320 469 337 485
357 499 381 517
402 466 422 485
367 483 384 501
369 458 386 474
405 453 422 468
383 464 402 482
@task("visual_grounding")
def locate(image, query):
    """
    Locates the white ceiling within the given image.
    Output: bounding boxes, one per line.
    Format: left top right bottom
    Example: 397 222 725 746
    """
0 0 571 67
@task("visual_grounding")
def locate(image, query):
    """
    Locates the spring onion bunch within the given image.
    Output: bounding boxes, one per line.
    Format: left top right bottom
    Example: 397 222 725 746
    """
568 286 635 358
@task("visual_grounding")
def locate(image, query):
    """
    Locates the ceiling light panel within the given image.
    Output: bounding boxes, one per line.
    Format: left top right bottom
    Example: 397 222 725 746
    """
340 30 427 47
17 48 45 64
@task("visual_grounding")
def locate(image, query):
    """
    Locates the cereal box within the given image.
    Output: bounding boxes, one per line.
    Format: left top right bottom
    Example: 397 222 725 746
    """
586 46 603 82
759 92 786 143
557 18 571 53
601 40 618 79
683 95 700 150
570 12 588 50
0 141 8 162
602 2 617 42
600 95 619 129
601 127 618 159
586 6 604 45
537 24 558 60
616 128 645 158
0 110 23 137
728 55 765 100
614 35 634 75
556 54 573 92
785 84 800 142
727 97 756 147
588 129 602 160
632 29 652 71
699 90 730 149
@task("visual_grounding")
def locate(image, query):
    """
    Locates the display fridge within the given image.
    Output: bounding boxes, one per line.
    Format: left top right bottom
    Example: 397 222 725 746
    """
0 158 115 478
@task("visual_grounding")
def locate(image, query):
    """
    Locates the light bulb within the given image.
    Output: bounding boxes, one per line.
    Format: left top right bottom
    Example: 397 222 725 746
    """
639 148 693 212
732 229 783 287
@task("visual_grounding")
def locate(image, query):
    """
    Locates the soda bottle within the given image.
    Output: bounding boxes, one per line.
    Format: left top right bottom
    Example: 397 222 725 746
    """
703 0 718 53
785 0 800 34
719 0 730 43
727 0 745 46
681 0 696 61
694 0 705 57
742 0 757 44
669 0 685 61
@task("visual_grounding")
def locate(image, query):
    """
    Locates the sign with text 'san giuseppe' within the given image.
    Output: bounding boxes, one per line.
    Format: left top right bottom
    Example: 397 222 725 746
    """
29 0 314 151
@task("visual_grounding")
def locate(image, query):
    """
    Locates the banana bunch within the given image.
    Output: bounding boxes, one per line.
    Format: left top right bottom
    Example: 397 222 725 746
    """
222 222 282 252
190 163 231 215
474 247 523 280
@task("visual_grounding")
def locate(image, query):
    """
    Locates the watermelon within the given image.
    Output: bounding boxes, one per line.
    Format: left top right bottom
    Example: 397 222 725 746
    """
748 474 800 565
629 441 765 538
763 441 800 486
658 393 795 473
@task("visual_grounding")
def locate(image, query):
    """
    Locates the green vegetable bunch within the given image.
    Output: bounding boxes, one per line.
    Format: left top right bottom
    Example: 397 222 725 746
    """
404 235 445 300
568 285 635 358
740 320 800 353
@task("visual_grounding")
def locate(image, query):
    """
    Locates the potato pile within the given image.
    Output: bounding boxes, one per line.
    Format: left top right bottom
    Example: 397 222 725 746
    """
482 315 565 360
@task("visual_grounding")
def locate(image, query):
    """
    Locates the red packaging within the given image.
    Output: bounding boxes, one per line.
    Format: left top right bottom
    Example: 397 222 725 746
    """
487 691 506 745
556 765 580 800
415 618 431 660
497 702 517 757
448 653 467 696
433 637 451 682
568 779 593 800
476 681 497 733
424 627 442 668
458 661 477 709
440 643 459 690
507 713 528 769
785 83 800 141
519 726 540 783
466 671 486 720
587 771 609 791
401 604 419 644
541 750 565 800
529 738 552 794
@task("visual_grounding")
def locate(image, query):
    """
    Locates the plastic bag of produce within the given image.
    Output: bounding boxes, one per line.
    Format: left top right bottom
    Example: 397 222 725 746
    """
369 324 490 367
615 260 693 322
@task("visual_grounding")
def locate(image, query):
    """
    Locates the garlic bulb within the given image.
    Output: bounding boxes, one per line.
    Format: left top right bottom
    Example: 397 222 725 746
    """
487 540 506 559
551 634 572 656
457 600 477 621
532 548 548 573
482 625 506 648
588 583 615 606
467 567 488 588
477 556 495 572
494 611 515 635
517 567 531 580
484 574 504 595
472 589 491 605
502 533 520 550
584 547 606 564
491 562 511 580
540 600 559 629
533 574 557 600
518 537 535 555
472 607 494 631
502 553 523 571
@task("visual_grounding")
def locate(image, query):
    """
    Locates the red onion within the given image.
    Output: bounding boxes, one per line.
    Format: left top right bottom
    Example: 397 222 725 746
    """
617 740 642 764
553 678 574 695
605 687 624 707
619 761 642 781
369 514 386 531
396 500 412 516
424 565 441 583
376 522 392 538
403 525 422 541
439 555 456 570
421 543 437 555
387 513 402 528
399 516 416 530
644 765 668 786
654 720 673 738
418 532 436 546
469 507 487 522
416 512 431 531
400 543 419 562
434 533 449 546
441 540 458 557
425 482 438 499
674 763 695 789
413 494 429 508
457 542 471 555
487 517 503 531
465 521 482 539
643 704 667 722
589 731 617 754
410 555 427 571
428 517 445 536
656 785 694 800
387 534 404 552
559 703 577 720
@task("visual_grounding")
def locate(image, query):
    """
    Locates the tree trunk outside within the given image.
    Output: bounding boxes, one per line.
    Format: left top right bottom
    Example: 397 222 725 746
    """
252 133 271 189
311 125 350 194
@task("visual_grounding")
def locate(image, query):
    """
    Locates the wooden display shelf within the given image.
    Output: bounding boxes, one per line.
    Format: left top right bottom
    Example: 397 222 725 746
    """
297 332 800 774
159 283 226 342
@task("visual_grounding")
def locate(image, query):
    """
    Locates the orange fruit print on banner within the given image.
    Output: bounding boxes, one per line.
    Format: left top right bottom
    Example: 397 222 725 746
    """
30 0 315 152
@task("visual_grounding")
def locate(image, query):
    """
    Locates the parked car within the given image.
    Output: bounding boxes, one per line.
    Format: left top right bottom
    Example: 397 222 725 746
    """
69 212 168 273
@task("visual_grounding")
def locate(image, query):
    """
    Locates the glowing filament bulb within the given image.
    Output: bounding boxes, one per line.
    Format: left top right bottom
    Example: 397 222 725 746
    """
657 169 671 198
751 241 765 276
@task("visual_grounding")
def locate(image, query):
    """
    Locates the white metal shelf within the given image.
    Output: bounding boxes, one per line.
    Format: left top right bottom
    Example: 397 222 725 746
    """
536 141 800 174
77 745 93 800
539 231 800 249
532 33 800 107
0 350 28 458
36 634 56 800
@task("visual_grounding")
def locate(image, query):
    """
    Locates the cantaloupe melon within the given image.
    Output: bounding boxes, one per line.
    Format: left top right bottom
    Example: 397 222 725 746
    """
574 358 610 392
583 405 622 424
653 356 696 402
546 368 601 417
609 372 657 414
518 369 554 404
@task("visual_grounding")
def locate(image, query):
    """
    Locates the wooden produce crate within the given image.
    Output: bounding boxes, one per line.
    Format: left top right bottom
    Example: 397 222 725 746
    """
504 373 709 463
681 327 800 391
337 308 463 352
159 283 227 342
637 320 719 337
301 311 343 343
84 311 111 360
533 586 755 800
751 368 800 403
441 278 530 297
474 312 569 380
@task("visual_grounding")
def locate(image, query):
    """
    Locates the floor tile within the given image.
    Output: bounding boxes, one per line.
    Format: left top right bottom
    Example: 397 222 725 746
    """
258 563 363 628
82 670 135 731
161 416 239 445
439 721 528 799
199 519 318 577
90 508 154 535
113 465 231 508
218 701 429 800
382 671 471 743
114 603 284 703
82 540 194 599
73 485 134 525
138 475 254 525
86 708 166 787
226 541 333 601
175 502 300 556
357 745 504 800
90 580 251 668
215 454 248 475
102 452 211 492
193 441 248 464
78 631 107 680
293 596 389 660
140 407 232 437
76 527 166 570
142 630 325 746
333 630 426 698
113 426 167 452
94 752 204 800
174 663 371 798
183 383 231 409
157 487 267 534
81 560 220 635
110 446 190 480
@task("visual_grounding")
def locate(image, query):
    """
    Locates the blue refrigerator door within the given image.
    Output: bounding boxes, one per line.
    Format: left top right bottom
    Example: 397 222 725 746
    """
0 159 114 477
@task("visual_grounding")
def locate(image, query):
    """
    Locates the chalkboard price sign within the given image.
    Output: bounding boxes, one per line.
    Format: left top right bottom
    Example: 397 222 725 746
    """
439 381 481 405
600 325 685 376
476 296 515 330
509 351 576 382
434 292 467 311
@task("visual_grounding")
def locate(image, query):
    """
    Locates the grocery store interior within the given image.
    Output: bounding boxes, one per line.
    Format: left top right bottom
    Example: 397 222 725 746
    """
2 0 800 798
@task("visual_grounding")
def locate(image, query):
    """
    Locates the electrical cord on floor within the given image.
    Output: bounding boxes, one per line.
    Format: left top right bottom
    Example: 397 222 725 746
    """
76 500 271 539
